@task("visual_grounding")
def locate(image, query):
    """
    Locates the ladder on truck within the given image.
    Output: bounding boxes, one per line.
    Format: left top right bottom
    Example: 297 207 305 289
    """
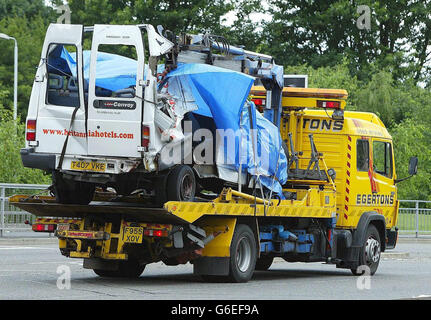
160 30 285 128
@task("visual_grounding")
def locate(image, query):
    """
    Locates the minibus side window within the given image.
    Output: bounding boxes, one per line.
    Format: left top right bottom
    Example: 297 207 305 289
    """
45 44 80 107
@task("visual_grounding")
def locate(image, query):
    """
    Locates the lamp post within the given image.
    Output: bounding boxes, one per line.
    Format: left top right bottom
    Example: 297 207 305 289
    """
0 33 18 121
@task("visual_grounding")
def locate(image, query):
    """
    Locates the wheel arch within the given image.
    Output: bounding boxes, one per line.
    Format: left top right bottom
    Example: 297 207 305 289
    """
352 211 386 252
236 217 260 257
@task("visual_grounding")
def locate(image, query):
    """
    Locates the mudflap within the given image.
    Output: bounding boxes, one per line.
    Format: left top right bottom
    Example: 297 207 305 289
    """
193 217 237 276
83 258 119 271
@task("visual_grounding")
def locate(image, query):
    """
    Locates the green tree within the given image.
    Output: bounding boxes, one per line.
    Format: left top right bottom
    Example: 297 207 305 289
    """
0 15 50 120
68 0 233 34
221 0 266 51
284 60 360 110
0 0 54 21
0 105 50 184
391 119 431 201
262 0 431 83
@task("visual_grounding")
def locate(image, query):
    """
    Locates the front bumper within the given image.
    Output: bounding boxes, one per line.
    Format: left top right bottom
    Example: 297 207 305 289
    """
386 228 398 250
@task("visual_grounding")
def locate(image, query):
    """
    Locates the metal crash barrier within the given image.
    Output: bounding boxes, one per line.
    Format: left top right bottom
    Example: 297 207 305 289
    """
1 184 431 238
0 183 50 236
398 200 431 238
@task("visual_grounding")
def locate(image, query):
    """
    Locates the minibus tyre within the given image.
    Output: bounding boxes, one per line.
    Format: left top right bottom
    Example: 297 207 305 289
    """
52 172 95 205
166 165 196 202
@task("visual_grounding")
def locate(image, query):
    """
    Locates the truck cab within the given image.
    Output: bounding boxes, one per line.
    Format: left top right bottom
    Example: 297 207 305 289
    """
250 86 417 273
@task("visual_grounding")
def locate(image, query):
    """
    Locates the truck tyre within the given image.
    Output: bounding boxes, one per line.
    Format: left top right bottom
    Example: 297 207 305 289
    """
93 269 117 277
93 260 145 278
255 256 274 271
228 224 257 283
52 172 95 205
166 165 196 202
351 224 381 276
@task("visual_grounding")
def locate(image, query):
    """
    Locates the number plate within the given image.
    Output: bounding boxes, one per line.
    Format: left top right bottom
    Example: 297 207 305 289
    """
71 160 106 172
123 227 143 244
57 223 70 232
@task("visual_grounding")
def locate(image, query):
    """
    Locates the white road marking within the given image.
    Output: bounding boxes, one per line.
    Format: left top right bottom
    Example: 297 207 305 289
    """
0 246 57 250
28 261 83 266
0 270 51 272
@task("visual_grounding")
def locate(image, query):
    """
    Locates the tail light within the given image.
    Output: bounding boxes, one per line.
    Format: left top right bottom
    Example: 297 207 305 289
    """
317 100 340 109
142 125 150 148
252 98 265 106
32 223 56 232
26 119 36 141
143 229 168 237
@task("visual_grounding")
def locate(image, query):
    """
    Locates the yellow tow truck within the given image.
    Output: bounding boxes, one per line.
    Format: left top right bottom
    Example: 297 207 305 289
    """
10 84 417 282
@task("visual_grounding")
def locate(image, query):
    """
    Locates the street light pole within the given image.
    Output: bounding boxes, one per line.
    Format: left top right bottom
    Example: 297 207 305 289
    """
12 37 18 121
0 33 18 121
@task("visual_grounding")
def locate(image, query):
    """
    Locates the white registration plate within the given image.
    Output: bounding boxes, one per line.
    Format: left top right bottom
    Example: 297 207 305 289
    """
57 223 70 232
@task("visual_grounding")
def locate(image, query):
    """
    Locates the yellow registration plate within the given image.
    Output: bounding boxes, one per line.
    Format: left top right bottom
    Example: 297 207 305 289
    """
123 227 143 243
71 160 106 172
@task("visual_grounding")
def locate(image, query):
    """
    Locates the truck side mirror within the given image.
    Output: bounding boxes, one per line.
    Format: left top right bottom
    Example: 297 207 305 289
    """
408 156 418 176
395 156 418 184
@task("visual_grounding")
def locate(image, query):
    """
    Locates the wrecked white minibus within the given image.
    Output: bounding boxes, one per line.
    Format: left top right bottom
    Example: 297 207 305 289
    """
21 24 287 205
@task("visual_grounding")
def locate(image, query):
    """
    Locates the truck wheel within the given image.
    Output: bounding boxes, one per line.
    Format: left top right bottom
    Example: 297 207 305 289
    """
228 224 257 283
93 269 117 277
199 275 226 283
351 224 381 276
166 165 196 201
93 260 145 278
52 172 95 205
255 256 274 271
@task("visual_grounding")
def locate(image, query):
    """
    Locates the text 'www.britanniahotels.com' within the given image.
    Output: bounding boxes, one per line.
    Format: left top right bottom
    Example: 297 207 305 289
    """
42 128 134 139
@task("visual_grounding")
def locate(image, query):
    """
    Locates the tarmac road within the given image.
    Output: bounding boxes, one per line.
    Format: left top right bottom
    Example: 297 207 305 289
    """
0 237 430 300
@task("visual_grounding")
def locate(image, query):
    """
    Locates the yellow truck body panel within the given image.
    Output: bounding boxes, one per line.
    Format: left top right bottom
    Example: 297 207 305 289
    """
251 87 398 232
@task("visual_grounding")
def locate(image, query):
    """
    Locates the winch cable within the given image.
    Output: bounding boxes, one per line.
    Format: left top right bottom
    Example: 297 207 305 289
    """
247 102 265 216
265 142 283 213
57 105 80 170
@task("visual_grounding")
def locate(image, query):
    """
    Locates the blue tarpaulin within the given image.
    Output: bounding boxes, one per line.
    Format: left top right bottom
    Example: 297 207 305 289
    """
238 101 288 195
49 46 139 92
162 63 288 196
163 63 254 133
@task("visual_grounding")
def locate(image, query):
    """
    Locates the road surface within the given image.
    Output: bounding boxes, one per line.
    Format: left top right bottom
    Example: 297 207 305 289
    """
0 238 430 300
